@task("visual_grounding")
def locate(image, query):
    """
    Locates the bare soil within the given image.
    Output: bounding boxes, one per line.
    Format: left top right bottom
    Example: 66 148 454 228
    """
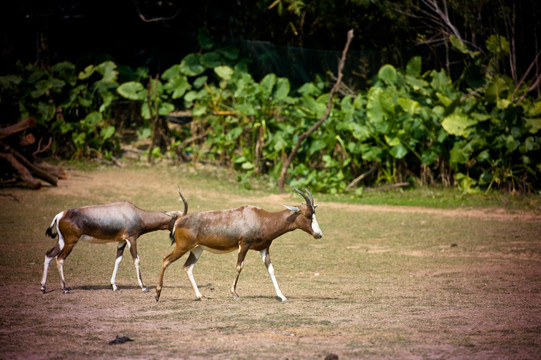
1 165 540 359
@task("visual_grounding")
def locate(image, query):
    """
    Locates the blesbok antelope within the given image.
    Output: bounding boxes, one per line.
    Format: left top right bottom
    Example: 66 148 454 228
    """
155 188 323 302
41 192 187 294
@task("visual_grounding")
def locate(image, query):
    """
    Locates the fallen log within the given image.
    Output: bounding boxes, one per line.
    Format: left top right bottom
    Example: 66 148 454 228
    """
0 117 36 140
0 118 66 189
0 152 42 189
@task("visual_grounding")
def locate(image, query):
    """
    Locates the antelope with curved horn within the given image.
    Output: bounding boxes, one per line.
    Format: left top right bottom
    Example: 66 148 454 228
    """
41 191 187 293
155 187 322 302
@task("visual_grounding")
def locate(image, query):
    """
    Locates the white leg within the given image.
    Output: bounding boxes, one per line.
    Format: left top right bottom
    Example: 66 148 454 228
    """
111 255 123 291
261 249 287 302
56 258 69 294
111 241 127 291
41 255 54 293
184 246 204 299
134 255 148 292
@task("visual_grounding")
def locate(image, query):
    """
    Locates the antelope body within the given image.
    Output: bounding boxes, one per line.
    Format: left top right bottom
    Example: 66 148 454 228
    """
155 188 323 302
41 199 185 294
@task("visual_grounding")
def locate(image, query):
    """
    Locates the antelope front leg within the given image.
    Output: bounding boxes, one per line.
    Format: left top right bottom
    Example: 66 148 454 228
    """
183 247 205 300
261 248 287 302
56 258 69 294
55 242 75 294
155 246 188 302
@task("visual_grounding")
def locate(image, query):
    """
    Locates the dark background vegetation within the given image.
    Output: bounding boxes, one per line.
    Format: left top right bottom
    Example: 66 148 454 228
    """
2 0 540 85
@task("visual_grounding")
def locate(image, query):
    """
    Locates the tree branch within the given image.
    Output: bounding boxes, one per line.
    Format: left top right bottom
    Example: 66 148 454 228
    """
278 29 354 193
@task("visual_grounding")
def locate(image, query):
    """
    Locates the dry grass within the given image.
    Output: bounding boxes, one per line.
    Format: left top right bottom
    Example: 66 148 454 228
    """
1 164 540 359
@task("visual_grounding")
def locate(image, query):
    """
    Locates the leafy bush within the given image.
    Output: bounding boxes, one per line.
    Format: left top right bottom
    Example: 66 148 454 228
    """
0 61 120 159
113 31 540 193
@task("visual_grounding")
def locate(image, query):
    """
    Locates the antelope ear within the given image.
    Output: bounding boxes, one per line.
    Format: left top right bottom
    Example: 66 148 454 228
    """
283 205 300 213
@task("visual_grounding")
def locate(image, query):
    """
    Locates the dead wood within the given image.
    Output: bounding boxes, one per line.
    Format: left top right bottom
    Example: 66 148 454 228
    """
0 117 36 140
0 118 66 189
345 165 378 192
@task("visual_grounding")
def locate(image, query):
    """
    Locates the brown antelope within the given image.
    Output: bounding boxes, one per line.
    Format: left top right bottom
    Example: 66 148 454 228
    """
155 188 323 302
41 192 187 294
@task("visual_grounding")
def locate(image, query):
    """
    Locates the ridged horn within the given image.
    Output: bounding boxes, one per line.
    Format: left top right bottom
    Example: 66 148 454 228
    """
178 187 188 215
293 187 313 208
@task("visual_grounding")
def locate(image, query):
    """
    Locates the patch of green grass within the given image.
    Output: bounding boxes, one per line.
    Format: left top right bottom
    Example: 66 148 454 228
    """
317 185 541 212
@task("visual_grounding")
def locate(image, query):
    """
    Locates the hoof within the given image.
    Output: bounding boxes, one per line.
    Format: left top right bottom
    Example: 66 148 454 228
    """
142 287 150 293
112 285 119 291
196 296 208 301
63 289 71 294
155 295 160 302
41 285 46 294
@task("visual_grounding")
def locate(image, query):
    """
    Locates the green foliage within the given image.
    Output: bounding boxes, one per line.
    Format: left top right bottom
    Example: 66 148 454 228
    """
3 32 539 194
153 35 539 193
0 61 120 159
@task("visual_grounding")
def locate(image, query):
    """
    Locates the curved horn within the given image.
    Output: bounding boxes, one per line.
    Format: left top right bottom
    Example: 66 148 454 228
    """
304 188 314 207
293 187 312 207
178 187 188 215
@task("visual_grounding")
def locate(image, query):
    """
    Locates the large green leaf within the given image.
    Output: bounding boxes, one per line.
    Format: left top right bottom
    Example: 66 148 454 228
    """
100 125 115 140
117 81 146 101
164 75 190 99
348 122 370 141
378 64 397 85
406 56 422 77
95 61 118 82
180 54 205 76
431 69 453 96
449 36 469 55
366 87 394 131
260 73 277 98
201 52 223 68
31 79 53 98
485 76 509 103
214 66 234 81
158 102 175 116
161 65 181 81
309 139 327 155
389 143 408 159
38 101 56 122
78 64 96 80
397 97 420 114
234 103 256 116
441 113 476 137
273 78 290 102
83 111 102 128
405 75 428 91
449 141 469 166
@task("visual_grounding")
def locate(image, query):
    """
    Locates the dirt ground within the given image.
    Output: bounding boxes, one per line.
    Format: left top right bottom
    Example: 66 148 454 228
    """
1 165 540 359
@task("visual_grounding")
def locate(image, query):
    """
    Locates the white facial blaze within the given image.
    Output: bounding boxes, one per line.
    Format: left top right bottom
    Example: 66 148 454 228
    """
311 213 323 237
